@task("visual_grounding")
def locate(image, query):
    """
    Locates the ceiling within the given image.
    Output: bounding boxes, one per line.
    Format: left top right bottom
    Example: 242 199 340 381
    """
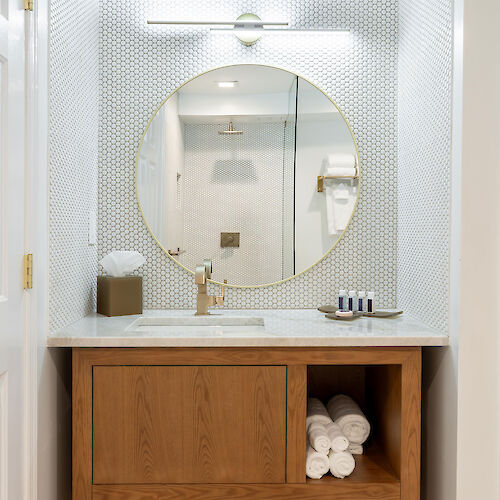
179 65 297 95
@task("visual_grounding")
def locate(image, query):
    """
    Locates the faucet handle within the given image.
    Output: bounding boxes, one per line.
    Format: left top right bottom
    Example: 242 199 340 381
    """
203 259 212 280
215 279 227 306
195 264 207 285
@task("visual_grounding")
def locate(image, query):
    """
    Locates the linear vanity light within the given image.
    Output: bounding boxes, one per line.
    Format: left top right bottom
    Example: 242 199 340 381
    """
147 14 349 46
146 20 288 27
217 81 238 88
211 28 350 33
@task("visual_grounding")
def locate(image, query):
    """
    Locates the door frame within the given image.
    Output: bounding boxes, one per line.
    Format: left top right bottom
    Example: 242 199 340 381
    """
25 0 49 498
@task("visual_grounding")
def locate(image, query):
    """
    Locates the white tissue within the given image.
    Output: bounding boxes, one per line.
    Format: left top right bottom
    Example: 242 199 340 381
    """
99 251 145 277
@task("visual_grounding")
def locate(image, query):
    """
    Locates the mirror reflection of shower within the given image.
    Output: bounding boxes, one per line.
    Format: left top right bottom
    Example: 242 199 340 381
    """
137 65 359 286
218 121 243 135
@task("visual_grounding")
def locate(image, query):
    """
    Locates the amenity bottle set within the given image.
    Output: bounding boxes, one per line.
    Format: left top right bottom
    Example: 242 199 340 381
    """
338 290 375 313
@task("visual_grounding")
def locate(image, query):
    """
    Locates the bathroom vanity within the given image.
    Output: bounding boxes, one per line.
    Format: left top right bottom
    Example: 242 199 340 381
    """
49 310 447 500
44 54 454 500
44 0 458 495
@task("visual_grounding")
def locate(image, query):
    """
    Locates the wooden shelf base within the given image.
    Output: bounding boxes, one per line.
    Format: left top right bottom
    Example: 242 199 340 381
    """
93 482 399 500
307 443 399 485
93 445 399 499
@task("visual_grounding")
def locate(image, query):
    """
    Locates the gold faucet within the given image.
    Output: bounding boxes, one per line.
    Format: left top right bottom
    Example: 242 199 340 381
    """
195 259 226 315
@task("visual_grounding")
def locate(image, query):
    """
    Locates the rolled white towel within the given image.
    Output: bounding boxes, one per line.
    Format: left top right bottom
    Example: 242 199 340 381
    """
307 422 330 455
327 153 356 170
348 444 363 455
327 395 371 445
306 442 330 479
326 421 349 452
306 398 331 429
326 166 357 178
328 450 355 479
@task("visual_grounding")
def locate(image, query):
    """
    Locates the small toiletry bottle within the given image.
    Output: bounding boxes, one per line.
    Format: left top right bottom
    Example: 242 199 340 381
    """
338 290 347 311
358 291 366 312
367 292 375 313
348 291 356 311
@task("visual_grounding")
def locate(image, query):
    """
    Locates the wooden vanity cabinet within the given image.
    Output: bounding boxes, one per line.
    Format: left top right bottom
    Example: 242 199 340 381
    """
73 347 421 500
93 365 287 484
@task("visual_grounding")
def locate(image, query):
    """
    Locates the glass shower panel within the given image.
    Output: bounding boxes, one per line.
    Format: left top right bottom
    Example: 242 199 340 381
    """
294 78 357 273
281 76 297 279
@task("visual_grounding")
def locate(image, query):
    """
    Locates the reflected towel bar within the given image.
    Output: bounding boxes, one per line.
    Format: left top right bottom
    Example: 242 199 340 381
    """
317 174 359 192
168 247 186 256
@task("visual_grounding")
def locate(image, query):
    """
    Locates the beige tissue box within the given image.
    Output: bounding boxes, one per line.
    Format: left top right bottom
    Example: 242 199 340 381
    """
97 276 142 317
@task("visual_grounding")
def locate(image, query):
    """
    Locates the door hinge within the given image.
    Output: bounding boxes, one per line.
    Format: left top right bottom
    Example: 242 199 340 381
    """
23 254 33 289
24 0 33 11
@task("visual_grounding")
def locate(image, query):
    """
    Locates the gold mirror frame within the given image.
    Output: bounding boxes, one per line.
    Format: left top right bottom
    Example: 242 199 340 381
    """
135 63 361 288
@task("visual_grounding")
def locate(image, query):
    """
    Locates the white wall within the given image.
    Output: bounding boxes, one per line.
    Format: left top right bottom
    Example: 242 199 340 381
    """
37 1 75 499
419 0 500 498
37 349 72 500
396 2 455 498
48 0 99 333
42 0 99 497
397 0 453 334
456 0 500 497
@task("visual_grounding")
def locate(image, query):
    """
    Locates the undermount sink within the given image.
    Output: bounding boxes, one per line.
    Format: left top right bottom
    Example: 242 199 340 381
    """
125 315 265 336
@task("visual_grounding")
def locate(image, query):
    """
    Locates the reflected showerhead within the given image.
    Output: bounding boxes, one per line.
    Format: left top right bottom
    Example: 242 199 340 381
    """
218 121 243 135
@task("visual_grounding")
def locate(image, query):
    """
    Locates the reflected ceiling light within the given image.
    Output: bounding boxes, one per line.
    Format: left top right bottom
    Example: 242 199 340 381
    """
217 81 238 88
147 13 349 46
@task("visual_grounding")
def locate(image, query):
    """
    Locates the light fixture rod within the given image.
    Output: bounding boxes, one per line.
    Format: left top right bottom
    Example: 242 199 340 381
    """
211 28 350 33
147 20 288 26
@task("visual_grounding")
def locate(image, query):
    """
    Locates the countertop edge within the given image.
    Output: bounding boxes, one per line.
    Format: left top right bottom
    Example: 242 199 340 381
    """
47 336 450 348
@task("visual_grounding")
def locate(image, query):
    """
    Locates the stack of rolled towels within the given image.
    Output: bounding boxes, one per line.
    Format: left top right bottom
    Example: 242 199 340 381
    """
306 395 371 480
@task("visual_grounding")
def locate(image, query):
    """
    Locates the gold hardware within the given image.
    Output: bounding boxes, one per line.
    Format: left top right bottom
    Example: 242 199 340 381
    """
220 232 240 248
24 0 33 11
168 247 185 256
317 174 359 193
218 121 243 135
195 260 226 315
23 254 33 289
215 280 227 306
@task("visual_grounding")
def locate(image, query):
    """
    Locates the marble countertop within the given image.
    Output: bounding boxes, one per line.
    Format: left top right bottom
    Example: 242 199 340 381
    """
47 309 449 347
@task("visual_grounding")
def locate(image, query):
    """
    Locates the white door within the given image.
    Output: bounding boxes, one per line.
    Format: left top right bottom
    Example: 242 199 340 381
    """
0 0 26 498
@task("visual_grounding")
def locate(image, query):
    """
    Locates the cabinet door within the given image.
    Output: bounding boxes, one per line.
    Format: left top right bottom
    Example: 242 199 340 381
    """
93 366 286 484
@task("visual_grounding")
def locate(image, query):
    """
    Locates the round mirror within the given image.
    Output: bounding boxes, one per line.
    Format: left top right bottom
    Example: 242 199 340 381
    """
136 64 360 287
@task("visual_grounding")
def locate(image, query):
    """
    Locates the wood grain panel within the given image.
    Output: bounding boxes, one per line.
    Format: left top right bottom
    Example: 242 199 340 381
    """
367 365 402 478
401 350 421 500
286 365 307 483
93 366 287 484
308 365 366 407
74 346 417 367
93 482 399 500
72 349 92 500
92 444 400 498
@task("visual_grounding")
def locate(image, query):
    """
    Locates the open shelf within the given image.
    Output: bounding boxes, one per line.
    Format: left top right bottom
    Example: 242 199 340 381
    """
307 443 399 485
306 364 403 494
